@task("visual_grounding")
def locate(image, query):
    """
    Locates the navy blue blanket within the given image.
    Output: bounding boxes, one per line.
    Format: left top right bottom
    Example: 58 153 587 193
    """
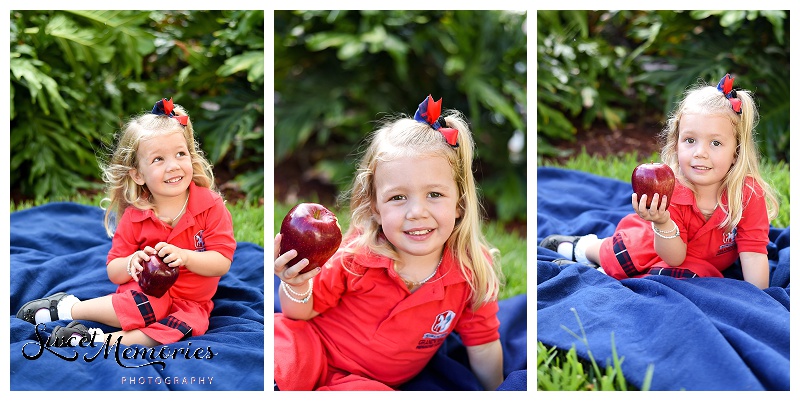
10 203 264 391
273 276 528 390
537 167 790 390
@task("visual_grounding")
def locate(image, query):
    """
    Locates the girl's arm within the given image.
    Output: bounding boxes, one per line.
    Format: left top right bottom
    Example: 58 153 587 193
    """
633 193 687 266
107 256 135 284
466 339 504 390
107 249 156 284
652 219 687 266
155 242 231 277
739 251 769 289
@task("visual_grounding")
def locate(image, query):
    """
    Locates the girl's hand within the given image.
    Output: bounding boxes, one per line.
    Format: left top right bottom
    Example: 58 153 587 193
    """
632 192 671 225
127 249 151 282
154 242 188 268
274 233 320 286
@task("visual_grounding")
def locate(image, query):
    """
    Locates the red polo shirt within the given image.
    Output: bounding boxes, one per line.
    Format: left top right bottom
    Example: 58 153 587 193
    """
301 245 500 388
107 181 236 301
600 177 769 278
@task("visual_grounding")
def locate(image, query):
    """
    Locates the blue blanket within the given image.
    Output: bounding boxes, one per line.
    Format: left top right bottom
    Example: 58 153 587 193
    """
10 203 265 391
537 167 790 391
272 274 528 390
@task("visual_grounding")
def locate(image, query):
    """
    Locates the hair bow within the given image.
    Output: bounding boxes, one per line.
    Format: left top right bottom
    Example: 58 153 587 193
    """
152 97 189 126
716 74 742 115
413 95 459 148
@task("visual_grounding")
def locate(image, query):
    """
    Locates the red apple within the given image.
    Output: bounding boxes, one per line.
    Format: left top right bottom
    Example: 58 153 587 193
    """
139 253 179 298
632 162 675 208
280 203 343 274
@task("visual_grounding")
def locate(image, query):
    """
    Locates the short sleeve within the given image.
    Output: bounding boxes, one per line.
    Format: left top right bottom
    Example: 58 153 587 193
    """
199 197 236 261
735 179 770 254
454 299 500 346
311 250 350 314
106 208 138 264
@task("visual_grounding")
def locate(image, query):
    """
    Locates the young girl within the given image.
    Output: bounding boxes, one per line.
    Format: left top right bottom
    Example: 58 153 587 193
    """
540 73 779 289
274 95 505 390
16 98 236 346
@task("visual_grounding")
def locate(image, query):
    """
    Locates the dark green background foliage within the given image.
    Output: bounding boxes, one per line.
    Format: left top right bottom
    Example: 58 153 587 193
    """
275 10 527 223
537 10 789 163
10 10 265 202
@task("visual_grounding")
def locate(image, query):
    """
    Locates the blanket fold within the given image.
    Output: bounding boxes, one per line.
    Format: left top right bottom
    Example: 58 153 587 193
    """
10 202 264 391
537 167 790 391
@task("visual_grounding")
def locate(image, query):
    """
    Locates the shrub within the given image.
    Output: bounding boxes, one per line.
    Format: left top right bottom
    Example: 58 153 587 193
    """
10 10 264 202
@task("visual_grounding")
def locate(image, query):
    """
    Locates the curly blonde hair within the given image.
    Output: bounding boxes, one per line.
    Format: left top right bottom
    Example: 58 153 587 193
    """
342 110 503 309
659 81 779 233
100 102 215 236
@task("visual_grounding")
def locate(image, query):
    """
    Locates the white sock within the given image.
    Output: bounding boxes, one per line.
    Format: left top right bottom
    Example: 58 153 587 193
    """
35 295 81 324
574 234 600 265
556 242 574 259
57 295 80 320
88 327 106 343
67 333 84 347
34 309 53 324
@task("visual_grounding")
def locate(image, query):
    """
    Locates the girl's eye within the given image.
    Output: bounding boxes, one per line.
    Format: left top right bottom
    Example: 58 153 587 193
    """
389 195 405 201
711 140 722 147
428 192 443 198
177 151 188 157
684 138 695 144
152 157 163 163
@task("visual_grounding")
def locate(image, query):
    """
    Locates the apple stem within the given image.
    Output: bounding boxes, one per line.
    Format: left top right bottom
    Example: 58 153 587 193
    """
313 209 321 219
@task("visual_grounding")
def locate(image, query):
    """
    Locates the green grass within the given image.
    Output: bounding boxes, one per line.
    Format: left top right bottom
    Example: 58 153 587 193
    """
274 202 527 300
537 149 791 391
538 310 654 391
11 193 264 247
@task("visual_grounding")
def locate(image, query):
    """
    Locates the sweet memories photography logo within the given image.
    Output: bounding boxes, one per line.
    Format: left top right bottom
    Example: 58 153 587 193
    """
21 323 216 370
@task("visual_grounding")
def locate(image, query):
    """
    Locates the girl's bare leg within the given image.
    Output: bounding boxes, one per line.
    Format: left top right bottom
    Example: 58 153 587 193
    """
70 295 121 327
72 297 161 346
584 238 606 265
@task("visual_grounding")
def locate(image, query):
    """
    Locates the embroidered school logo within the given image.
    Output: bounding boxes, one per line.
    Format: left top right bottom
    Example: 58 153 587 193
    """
717 227 737 256
194 230 206 252
722 227 737 244
417 310 457 349
431 310 455 333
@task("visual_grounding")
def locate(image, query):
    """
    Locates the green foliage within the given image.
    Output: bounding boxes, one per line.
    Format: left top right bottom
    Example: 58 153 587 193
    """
275 10 527 223
10 10 264 202
273 202 526 299
537 10 635 157
537 10 789 163
538 309 654 391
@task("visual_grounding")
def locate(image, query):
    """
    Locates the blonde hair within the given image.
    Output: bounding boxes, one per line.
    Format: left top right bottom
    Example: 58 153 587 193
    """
659 80 779 233
343 110 503 310
100 102 216 236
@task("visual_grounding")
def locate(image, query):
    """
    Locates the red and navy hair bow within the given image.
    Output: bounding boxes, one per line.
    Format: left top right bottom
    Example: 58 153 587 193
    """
413 95 459 148
716 74 742 115
152 97 189 126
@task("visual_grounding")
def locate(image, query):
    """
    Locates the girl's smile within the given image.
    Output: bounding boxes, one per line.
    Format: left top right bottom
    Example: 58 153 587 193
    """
372 154 461 265
404 227 435 240
677 113 737 195
129 130 193 208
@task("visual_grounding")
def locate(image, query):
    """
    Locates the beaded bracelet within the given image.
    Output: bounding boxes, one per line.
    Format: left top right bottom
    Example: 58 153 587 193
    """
283 279 313 298
652 221 680 239
126 254 135 276
281 280 313 303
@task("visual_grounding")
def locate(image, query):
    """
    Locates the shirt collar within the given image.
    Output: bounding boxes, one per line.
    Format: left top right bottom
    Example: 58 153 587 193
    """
352 246 466 285
128 181 216 223
671 180 696 206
